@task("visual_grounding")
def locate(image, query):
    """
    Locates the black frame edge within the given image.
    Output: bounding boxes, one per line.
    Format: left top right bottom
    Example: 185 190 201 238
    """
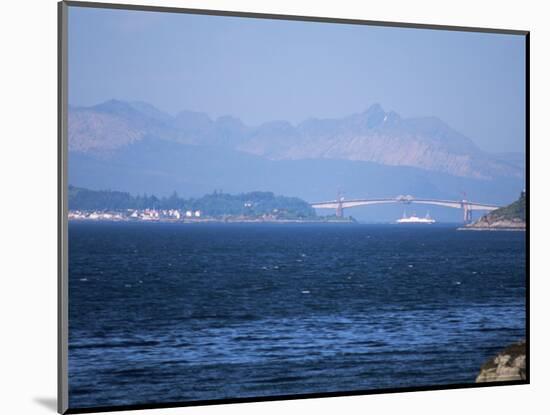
524 31 530 385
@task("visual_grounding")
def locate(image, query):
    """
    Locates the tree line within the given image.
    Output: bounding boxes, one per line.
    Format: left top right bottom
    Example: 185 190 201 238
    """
68 186 316 218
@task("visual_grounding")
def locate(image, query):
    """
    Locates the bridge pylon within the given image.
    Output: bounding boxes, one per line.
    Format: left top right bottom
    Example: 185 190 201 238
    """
463 203 472 223
335 190 344 218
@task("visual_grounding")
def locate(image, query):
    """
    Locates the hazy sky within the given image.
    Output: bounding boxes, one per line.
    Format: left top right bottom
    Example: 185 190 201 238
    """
68 6 526 153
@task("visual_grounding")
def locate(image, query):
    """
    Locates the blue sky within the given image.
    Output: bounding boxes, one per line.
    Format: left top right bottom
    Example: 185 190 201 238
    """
68 6 526 153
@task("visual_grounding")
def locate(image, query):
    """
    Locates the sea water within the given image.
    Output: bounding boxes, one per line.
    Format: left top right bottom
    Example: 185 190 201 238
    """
68 223 526 408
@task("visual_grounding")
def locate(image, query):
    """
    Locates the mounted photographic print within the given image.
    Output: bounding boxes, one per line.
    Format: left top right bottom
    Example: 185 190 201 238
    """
58 1 529 413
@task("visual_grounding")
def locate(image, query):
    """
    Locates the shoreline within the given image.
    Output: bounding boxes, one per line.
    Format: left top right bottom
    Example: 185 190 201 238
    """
67 218 357 224
457 227 526 232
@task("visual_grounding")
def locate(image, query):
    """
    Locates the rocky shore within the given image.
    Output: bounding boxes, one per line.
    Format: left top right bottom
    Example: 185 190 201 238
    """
461 217 526 231
476 341 526 383
462 192 526 231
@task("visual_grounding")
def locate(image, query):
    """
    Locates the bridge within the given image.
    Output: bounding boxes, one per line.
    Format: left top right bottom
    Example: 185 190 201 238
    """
311 195 501 222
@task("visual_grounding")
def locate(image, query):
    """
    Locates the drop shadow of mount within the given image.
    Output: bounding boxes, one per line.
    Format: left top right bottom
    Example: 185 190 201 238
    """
34 397 57 412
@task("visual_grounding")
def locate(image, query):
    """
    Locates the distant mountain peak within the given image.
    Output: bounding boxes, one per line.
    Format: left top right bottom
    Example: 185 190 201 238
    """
92 99 134 113
354 103 387 128
364 102 384 113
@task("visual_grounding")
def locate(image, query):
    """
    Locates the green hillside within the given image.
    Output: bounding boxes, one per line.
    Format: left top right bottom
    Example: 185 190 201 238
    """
486 191 526 222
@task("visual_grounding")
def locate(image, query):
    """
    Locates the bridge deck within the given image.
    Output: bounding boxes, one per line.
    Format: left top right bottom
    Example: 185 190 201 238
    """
311 198 500 211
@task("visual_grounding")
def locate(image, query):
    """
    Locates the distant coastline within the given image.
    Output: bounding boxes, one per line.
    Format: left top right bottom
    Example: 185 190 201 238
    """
68 209 356 224
67 216 356 225
67 186 363 224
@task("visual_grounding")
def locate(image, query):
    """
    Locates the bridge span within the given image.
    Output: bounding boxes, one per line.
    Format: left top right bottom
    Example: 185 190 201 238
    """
310 195 501 222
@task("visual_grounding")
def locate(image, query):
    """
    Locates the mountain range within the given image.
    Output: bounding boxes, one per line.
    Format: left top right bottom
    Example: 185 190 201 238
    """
68 100 525 221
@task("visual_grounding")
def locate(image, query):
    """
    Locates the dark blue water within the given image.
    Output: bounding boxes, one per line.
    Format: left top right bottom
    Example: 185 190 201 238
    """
68 223 526 408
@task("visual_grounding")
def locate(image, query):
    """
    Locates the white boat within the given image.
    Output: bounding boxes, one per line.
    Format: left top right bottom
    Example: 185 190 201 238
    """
396 211 436 224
